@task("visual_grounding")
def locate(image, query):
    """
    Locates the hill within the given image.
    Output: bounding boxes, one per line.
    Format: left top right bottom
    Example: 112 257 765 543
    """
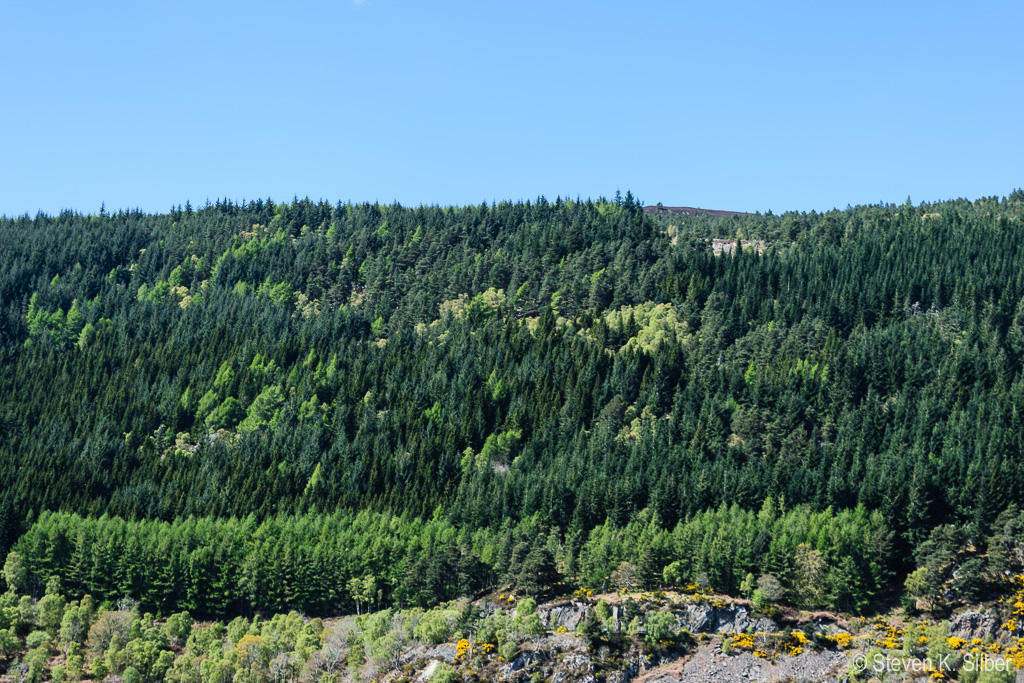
642 205 753 219
0 190 1024 633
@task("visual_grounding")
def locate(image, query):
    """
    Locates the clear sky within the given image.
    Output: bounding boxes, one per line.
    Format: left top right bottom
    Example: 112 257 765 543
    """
2 0 1022 216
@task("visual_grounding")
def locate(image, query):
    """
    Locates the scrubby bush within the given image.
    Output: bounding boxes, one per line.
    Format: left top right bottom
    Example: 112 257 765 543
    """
24 630 50 649
433 662 460 683
86 611 132 653
165 611 194 645
643 611 677 647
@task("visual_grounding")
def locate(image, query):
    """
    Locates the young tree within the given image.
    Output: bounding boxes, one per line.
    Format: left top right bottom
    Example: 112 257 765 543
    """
3 552 27 593
610 562 639 592
517 547 557 597
791 544 827 609
86 611 133 655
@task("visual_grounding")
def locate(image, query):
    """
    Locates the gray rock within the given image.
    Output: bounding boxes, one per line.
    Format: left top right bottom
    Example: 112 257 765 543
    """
605 656 640 683
424 644 457 663
949 611 1001 641
553 653 596 683
676 604 776 635
503 650 545 674
539 602 589 631
675 648 847 683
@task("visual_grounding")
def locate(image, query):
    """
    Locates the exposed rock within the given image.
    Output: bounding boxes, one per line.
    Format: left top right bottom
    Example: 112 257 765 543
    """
416 660 439 681
676 604 776 634
503 650 546 674
666 648 847 683
950 611 1001 641
424 644 457 662
540 602 589 631
553 653 597 683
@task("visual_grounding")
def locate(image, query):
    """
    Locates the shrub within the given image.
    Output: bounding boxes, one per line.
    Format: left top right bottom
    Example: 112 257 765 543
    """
644 611 677 647
499 639 517 661
165 611 194 644
226 616 250 645
25 645 51 683
755 575 784 603
86 611 132 654
89 656 109 679
25 630 50 649
414 609 459 645
433 662 459 683
0 628 19 656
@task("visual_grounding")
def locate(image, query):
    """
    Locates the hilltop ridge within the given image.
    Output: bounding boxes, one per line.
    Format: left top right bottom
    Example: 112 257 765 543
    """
642 205 753 219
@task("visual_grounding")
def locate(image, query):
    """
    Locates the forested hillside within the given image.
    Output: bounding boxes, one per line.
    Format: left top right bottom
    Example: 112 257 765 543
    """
3 190 1024 617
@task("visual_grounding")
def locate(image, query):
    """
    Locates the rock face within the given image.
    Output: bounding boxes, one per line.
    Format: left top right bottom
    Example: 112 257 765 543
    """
424 644 458 662
553 653 596 683
949 611 1001 641
604 659 640 683
540 602 590 631
539 602 779 637
504 650 547 674
676 604 776 635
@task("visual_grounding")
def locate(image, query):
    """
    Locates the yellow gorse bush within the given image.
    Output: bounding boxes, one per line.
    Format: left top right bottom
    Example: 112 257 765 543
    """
729 633 755 650
1002 575 1024 636
869 619 904 650
725 630 814 658
831 633 854 649
1002 582 1024 671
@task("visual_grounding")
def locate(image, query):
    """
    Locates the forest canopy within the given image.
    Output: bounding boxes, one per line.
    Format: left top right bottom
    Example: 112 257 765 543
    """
2 190 1024 615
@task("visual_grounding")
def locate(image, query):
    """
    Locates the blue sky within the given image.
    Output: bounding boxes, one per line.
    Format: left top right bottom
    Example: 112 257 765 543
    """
2 0 1021 216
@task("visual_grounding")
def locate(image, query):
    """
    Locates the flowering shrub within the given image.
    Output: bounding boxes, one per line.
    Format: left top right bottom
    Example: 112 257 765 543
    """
726 630 811 657
823 632 854 649
870 619 903 650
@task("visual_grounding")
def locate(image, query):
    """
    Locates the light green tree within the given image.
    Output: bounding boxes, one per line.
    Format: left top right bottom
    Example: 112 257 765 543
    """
3 552 27 593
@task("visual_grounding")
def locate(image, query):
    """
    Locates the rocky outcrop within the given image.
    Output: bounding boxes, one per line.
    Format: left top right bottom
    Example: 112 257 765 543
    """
553 653 596 683
423 643 458 662
416 660 440 681
539 601 782 637
604 659 640 683
675 604 776 635
504 650 547 674
950 611 1001 641
539 602 590 631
